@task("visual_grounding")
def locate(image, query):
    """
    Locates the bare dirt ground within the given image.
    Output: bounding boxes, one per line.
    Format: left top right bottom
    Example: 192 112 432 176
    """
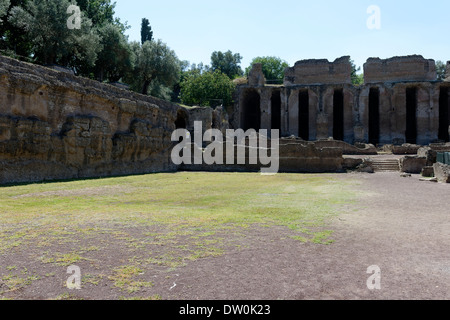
1 172 449 300
162 172 450 300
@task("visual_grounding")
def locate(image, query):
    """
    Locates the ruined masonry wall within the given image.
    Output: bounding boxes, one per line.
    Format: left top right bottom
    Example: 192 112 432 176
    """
0 55 183 184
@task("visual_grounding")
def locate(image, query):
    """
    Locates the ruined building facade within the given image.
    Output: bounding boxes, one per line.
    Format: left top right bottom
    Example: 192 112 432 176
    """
233 55 450 146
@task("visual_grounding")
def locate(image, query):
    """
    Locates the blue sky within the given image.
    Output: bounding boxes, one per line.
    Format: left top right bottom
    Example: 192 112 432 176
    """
114 0 450 73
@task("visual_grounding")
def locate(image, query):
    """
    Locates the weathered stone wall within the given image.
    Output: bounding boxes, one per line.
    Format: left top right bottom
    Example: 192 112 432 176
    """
446 61 450 82
0 55 349 184
284 56 352 86
0 55 182 184
179 138 344 173
248 63 266 87
236 55 449 146
364 55 436 84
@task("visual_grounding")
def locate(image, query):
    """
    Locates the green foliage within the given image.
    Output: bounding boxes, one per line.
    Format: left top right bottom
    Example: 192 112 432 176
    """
0 0 10 21
0 0 33 59
93 23 134 82
350 59 364 85
140 18 153 44
180 69 236 107
125 40 181 99
8 0 101 67
352 73 364 86
210 50 243 79
76 0 115 26
245 56 289 82
436 60 446 81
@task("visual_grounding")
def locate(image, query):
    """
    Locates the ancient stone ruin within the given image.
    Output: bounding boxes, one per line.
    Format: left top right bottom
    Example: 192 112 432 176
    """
0 55 229 184
234 55 450 146
1 53 450 184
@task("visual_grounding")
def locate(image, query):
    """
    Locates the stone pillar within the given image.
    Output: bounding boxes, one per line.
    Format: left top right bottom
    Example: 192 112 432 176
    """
260 89 271 131
391 84 407 144
322 87 334 139
316 112 329 140
288 90 299 137
280 89 289 136
308 88 319 141
343 88 354 143
354 124 365 143
379 85 392 145
416 85 431 145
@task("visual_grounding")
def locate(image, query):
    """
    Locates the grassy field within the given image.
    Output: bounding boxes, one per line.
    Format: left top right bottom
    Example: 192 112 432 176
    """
0 172 356 299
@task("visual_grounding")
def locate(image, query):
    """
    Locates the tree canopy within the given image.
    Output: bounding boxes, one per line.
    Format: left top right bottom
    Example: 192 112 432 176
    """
0 0 10 21
436 60 446 81
245 56 289 82
210 50 243 79
350 59 364 85
140 18 153 44
76 0 117 27
8 0 101 67
179 69 235 107
93 22 134 82
126 39 180 97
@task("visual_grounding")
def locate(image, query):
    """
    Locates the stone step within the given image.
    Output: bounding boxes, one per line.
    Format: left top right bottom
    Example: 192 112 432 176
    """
371 159 400 172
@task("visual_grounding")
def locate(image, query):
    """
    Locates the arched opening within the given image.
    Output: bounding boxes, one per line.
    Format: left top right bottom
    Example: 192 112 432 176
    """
242 90 261 131
298 90 309 140
333 89 344 141
369 88 380 145
405 87 417 144
271 91 281 131
438 87 449 142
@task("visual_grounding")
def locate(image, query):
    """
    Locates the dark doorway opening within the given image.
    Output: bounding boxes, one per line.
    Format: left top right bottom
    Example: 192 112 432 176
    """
333 89 344 141
175 110 188 142
369 88 380 145
439 87 449 142
175 111 187 129
298 90 309 140
405 87 417 144
242 90 261 131
271 91 281 131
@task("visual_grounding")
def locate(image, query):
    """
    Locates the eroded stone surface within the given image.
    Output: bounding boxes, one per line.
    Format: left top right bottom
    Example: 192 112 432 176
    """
0 55 184 184
284 56 352 86
364 55 436 84
433 162 450 183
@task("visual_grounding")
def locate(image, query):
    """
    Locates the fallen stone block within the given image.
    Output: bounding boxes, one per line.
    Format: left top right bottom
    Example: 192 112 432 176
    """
421 166 435 177
433 162 450 183
400 156 427 174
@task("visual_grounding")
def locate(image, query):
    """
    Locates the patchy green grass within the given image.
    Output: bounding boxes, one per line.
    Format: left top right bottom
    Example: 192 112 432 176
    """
0 172 357 299
109 265 154 293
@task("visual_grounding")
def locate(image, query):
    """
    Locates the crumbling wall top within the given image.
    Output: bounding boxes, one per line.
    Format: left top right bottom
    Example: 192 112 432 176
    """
445 61 450 82
284 56 352 86
247 63 266 86
363 55 437 84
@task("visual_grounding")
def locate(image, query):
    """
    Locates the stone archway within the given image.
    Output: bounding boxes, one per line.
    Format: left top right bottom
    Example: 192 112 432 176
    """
298 90 309 140
333 89 344 141
369 87 380 145
438 87 449 142
405 87 418 144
